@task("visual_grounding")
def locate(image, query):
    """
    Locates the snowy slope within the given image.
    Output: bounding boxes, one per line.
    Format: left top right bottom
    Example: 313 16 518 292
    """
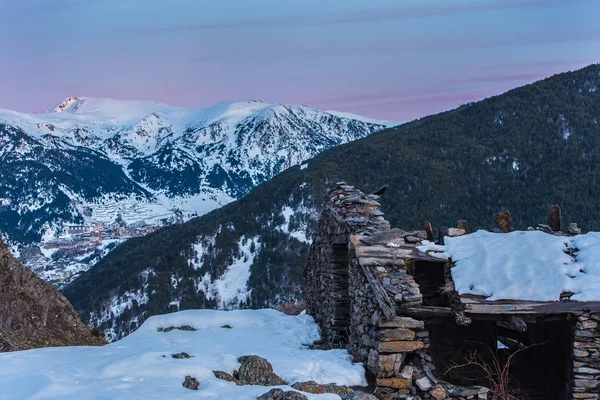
0 97 393 279
0 309 366 400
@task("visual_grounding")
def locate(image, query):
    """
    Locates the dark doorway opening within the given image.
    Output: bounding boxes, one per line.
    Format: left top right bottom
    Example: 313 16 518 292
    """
329 242 350 342
426 316 573 400
412 260 450 307
501 317 573 400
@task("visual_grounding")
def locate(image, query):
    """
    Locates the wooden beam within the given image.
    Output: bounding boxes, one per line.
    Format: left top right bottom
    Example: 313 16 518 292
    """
397 305 454 318
360 262 396 320
460 295 600 315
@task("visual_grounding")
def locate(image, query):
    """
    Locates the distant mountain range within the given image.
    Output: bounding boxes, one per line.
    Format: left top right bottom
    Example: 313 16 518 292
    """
63 63 600 340
0 97 394 279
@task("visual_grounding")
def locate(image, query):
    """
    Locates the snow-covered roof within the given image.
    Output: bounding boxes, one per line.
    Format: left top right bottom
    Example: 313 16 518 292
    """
419 230 600 303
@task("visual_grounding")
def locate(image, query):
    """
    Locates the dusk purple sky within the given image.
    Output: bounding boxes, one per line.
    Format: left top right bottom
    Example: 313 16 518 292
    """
1 0 599 121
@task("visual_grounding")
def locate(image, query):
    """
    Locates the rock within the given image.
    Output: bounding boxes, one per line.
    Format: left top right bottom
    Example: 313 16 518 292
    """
415 376 432 391
367 350 404 378
377 340 424 353
376 377 411 389
377 317 424 330
536 224 553 234
157 325 197 332
574 379 600 389
171 352 192 359
341 390 379 400
376 328 415 342
548 204 561 232
423 221 434 241
237 355 287 386
569 223 582 234
257 388 308 400
291 381 352 395
182 375 199 390
345 217 369 224
447 386 488 397
404 235 420 244
447 228 465 237
400 365 414 380
213 370 239 384
493 209 513 233
457 219 470 233
430 384 447 400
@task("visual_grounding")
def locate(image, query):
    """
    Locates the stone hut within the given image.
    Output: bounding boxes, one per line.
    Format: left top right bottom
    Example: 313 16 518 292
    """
305 183 600 400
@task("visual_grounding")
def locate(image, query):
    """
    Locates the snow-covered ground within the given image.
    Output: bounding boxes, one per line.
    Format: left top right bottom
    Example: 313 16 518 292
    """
419 230 600 302
0 309 366 400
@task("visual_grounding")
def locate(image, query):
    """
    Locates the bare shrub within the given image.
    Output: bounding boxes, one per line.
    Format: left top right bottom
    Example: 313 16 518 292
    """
446 341 540 400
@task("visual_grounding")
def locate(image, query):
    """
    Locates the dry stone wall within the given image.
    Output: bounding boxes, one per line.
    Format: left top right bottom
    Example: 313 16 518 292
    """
572 312 600 399
305 183 488 399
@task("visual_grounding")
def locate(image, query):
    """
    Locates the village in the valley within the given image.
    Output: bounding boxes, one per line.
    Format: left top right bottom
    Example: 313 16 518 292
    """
23 201 188 287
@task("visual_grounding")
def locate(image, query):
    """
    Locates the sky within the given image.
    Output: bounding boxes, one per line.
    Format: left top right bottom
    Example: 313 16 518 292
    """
0 0 599 121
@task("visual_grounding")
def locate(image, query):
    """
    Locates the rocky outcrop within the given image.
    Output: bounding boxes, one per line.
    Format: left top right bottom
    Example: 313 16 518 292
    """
0 237 105 352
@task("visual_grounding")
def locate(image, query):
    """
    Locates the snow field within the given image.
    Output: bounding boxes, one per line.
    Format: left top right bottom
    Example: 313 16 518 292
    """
0 309 367 400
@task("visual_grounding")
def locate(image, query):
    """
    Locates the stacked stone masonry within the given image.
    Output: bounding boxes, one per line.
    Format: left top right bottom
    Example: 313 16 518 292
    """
305 183 488 399
306 183 600 399
572 312 600 399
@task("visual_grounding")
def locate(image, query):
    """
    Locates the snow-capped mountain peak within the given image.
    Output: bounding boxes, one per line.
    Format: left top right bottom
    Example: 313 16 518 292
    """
0 97 395 282
51 96 85 113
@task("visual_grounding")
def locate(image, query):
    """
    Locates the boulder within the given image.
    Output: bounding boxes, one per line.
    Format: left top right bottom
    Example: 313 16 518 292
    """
493 210 513 233
238 355 287 386
182 375 199 390
257 388 308 400
569 223 582 234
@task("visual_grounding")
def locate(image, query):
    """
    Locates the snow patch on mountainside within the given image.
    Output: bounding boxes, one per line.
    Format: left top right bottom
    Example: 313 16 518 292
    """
88 268 153 341
279 205 313 244
326 109 402 127
0 309 367 400
197 236 259 309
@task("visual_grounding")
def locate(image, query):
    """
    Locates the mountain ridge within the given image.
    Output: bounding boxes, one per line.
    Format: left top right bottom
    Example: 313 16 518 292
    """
0 98 392 283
